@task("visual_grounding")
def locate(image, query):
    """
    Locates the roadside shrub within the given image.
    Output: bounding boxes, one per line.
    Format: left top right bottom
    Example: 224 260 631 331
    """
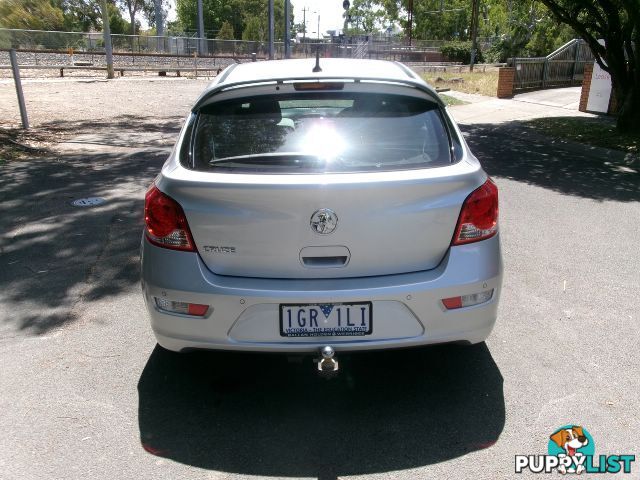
441 41 484 64
484 28 533 63
485 39 514 63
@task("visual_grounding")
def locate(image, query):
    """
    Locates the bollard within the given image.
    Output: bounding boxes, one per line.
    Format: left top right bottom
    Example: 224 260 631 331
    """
251 52 257 62
9 49 29 129
194 51 198 78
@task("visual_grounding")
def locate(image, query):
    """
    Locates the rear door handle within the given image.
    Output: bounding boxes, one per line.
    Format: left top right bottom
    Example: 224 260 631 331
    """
299 246 351 268
301 256 348 268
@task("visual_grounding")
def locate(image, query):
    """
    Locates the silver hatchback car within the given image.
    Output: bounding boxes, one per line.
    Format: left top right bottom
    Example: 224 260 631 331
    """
141 58 503 363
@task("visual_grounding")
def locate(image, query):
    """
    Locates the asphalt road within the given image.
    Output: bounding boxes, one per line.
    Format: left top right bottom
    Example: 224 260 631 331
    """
1 82 639 479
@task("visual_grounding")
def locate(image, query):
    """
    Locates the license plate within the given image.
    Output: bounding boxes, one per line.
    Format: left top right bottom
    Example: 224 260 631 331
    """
279 302 372 337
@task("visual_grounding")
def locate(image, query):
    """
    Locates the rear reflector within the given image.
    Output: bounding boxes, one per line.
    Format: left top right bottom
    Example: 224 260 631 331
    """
442 290 494 310
155 297 209 317
441 296 462 309
145 185 196 251
452 179 499 245
187 303 209 316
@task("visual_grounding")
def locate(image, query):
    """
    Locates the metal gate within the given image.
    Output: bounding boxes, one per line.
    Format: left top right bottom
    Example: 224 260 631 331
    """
511 39 594 91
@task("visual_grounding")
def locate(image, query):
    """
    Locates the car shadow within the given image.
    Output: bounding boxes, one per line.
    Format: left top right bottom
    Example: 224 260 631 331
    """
137 343 504 478
460 121 640 202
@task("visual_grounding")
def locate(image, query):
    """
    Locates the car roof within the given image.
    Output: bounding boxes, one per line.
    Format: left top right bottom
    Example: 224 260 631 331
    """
211 58 424 89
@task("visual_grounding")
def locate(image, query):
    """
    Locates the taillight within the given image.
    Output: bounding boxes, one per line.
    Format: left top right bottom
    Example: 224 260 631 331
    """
144 185 195 251
452 179 499 245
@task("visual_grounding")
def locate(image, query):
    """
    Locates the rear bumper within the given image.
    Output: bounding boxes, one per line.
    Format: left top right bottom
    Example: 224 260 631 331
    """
141 234 503 353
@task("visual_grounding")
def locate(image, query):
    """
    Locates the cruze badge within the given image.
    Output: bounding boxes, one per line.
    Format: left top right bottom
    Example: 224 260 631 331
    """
310 209 338 235
203 246 236 253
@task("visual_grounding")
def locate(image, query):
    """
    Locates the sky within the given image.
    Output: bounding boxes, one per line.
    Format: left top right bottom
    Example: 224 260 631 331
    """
293 0 347 35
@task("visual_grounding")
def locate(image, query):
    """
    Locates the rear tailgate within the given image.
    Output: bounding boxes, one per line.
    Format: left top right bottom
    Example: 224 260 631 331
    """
158 164 484 279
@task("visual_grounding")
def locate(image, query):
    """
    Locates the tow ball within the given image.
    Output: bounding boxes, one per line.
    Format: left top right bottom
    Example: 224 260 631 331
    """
316 346 339 378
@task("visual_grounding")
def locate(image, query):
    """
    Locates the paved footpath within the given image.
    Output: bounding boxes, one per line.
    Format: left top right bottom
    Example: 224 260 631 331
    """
446 86 593 124
1 81 639 480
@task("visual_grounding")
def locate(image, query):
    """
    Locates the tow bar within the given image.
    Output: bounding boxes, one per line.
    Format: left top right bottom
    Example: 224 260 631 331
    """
316 346 339 378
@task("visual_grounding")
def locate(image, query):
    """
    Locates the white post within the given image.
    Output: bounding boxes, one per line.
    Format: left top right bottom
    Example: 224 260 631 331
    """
9 49 29 129
101 0 114 78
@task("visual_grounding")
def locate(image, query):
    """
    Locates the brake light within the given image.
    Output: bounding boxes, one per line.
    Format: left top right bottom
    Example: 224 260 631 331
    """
293 82 344 90
452 179 498 245
144 185 195 251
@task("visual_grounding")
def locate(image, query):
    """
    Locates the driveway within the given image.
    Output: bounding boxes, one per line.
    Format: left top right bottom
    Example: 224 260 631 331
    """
513 86 582 110
445 85 589 125
1 79 638 479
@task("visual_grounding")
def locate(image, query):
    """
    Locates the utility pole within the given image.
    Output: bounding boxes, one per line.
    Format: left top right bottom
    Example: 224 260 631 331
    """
100 0 114 79
302 7 307 43
407 0 414 46
154 0 163 36
268 0 274 59
284 0 291 58
197 0 205 54
317 14 320 41
343 0 350 34
469 0 480 71
154 0 163 53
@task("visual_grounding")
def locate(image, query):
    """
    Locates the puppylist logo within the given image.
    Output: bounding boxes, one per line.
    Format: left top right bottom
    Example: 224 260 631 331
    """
515 425 635 474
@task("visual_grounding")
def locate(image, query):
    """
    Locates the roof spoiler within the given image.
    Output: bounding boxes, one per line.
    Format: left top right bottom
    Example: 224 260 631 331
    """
191 76 444 112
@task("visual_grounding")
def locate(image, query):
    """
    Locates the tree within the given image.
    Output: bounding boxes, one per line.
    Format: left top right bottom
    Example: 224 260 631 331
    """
140 0 170 30
482 2 575 62
346 0 385 34
0 0 64 30
175 0 291 40
118 0 146 34
176 0 231 35
378 0 572 52
538 0 639 132
242 15 264 41
0 0 135 33
525 13 574 56
55 0 102 31
413 0 470 40
217 20 235 39
106 2 132 34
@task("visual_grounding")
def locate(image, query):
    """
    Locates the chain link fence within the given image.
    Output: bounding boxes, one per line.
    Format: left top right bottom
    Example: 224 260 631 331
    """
0 28 461 64
0 28 508 80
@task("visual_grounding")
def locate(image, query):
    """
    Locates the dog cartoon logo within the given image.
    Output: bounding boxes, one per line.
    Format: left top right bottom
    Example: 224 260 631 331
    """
548 425 594 474
517 424 634 475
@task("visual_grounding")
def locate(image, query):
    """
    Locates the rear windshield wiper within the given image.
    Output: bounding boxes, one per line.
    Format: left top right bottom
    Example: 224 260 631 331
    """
208 152 327 167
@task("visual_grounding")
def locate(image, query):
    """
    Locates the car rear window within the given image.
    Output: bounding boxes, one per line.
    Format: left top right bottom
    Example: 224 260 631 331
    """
191 93 453 173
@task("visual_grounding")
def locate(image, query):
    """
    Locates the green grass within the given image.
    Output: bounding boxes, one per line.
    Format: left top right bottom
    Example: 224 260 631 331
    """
439 94 469 106
521 116 639 154
422 71 499 97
